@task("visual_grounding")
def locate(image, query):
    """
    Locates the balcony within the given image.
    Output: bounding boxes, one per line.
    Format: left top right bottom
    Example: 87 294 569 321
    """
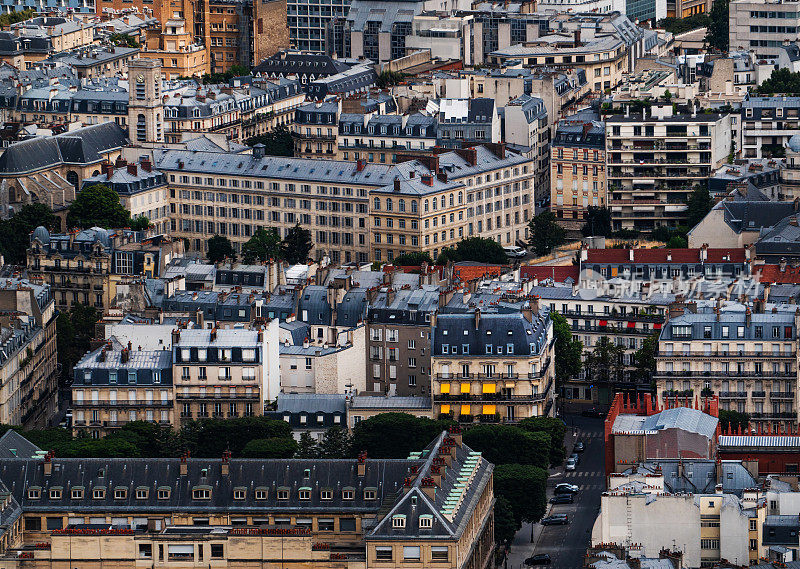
770 392 795 400
752 391 766 398
72 400 173 408
664 351 794 359
718 391 748 399
750 412 796 419
654 371 795 379
175 392 259 400
435 392 550 403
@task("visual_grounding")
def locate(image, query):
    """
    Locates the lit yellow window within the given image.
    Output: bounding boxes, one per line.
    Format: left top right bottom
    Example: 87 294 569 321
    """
440 404 451 414
460 383 470 394
460 404 471 415
440 383 451 394
482 383 496 394
482 404 496 415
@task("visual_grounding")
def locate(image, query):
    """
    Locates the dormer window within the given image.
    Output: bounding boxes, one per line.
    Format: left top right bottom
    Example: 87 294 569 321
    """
27 487 41 500
277 487 290 500
392 514 406 528
298 487 311 500
419 514 433 529
71 488 84 500
114 487 127 500
136 487 149 500
93 487 105 500
321 489 333 500
233 488 246 500
50 488 62 500
364 488 377 500
193 487 211 500
254 487 268 500
157 487 170 500
342 488 355 500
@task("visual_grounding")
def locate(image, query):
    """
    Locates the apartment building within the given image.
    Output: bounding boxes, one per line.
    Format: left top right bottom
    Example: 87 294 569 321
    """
27 227 183 312
605 105 732 232
12 17 95 54
741 96 800 160
155 143 537 263
0 428 493 569
339 113 438 164
172 326 279 422
366 286 439 397
72 339 174 436
503 95 550 202
292 100 340 159
729 0 800 58
655 308 799 432
551 111 606 232
435 99 502 149
431 307 556 423
0 279 58 429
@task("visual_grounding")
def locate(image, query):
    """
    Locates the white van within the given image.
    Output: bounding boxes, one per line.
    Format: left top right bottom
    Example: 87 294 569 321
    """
503 245 527 258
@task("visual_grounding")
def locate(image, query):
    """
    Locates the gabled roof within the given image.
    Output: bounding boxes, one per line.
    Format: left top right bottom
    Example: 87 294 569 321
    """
0 430 41 459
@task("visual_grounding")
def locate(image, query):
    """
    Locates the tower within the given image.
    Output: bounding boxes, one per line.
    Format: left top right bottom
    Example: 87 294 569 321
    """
127 58 164 145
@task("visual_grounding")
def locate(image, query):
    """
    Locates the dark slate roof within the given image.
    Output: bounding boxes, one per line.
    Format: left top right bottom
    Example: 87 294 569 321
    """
276 393 347 414
298 286 331 325
722 201 796 234
350 396 432 409
0 431 42 460
0 457 418 514
467 98 495 123
432 311 551 356
280 320 311 345
0 122 128 174
253 52 351 77
756 213 800 257
336 288 368 327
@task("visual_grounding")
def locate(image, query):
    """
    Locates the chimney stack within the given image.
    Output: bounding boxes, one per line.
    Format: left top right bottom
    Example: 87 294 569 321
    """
357 451 367 476
180 453 188 476
221 450 230 476
43 451 53 476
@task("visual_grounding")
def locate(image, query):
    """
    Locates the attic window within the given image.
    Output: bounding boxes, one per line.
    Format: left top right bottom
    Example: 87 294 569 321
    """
364 488 377 500
71 488 84 500
298 487 311 500
255 487 268 500
50 488 62 500
136 487 149 500
93 487 106 500
157 487 170 500
342 488 355 500
321 489 333 500
114 487 127 500
277 487 290 500
419 515 433 529
193 487 211 500
392 514 406 528
27 487 41 500
233 488 246 500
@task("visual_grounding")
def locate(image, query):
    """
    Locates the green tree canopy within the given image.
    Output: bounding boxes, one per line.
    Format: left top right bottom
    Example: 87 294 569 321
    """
0 8 36 27
667 235 688 248
67 184 131 229
435 237 509 265
319 427 352 458
295 431 322 458
705 0 729 51
686 185 712 228
632 333 659 383
462 425 549 468
0 203 58 264
586 336 626 384
245 125 294 157
108 32 138 47
56 304 100 385
350 413 454 459
581 206 613 237
719 410 750 433
207 235 236 264
129 217 151 232
391 252 434 266
517 416 567 467
528 211 566 256
242 228 281 264
241 437 299 458
180 416 293 457
494 496 519 545
550 312 583 389
657 14 710 35
757 68 800 95
493 464 548 525
281 224 313 265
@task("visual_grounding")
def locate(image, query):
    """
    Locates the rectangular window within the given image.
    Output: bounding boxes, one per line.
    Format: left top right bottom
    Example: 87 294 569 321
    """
403 546 421 561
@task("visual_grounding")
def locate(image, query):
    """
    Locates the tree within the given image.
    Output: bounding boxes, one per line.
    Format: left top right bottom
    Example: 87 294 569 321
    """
705 0 729 51
0 203 58 264
281 224 312 264
632 333 659 383
391 252 434 266
351 413 453 459
242 437 299 458
581 206 613 237
180 416 292 457
435 237 509 265
585 336 626 384
245 125 294 157
757 68 800 95
667 235 688 248
111 422 180 457
494 496 519 545
376 71 405 88
67 184 131 229
207 235 235 264
528 211 565 257
0 8 36 28
462 425 549 468
517 416 567 467
196 64 251 85
241 228 281 264
109 32 139 47
319 427 352 458
719 410 750 433
686 185 712 228
657 14 711 35
493 464 548 525
550 312 583 389
295 431 321 458
129 217 151 232
56 304 100 385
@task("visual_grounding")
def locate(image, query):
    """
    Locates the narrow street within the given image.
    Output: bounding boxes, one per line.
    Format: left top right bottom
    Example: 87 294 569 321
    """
504 415 605 569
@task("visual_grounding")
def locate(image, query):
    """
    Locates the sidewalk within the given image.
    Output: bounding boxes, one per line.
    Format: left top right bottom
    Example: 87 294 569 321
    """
502 425 581 569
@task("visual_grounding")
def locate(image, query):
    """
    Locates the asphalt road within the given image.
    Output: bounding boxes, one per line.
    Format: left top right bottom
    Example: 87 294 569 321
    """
505 415 606 569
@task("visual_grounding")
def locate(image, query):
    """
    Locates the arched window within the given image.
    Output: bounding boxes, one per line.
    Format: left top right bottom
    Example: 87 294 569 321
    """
398 199 405 212
386 199 393 212
136 114 146 142
65 171 79 190
411 201 418 213
449 194 454 207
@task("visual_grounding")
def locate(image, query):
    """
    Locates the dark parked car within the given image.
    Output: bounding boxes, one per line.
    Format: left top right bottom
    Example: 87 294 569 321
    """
574 441 585 452
581 408 605 418
550 494 574 504
525 554 552 566
540 514 569 526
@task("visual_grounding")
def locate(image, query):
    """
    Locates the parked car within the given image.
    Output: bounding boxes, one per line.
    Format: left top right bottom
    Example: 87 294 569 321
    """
550 494 574 504
540 514 569 526
525 554 552 566
554 483 579 494
569 452 580 462
581 408 605 418
504 245 527 258
574 441 585 452
565 457 577 471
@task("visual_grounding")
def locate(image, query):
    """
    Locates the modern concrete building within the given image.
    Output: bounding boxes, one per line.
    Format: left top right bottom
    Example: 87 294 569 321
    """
729 0 800 58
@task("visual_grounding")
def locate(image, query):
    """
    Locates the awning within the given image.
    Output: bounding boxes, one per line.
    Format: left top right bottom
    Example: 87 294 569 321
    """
460 382 470 394
654 323 662 329
460 404 471 415
505 381 515 388
440 404 451 414
599 320 608 326
482 404 496 415
440 383 451 394
627 322 635 328
482 383 496 394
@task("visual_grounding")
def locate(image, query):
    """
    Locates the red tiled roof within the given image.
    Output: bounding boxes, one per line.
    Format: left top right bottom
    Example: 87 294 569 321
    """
756 264 800 284
452 263 508 282
584 248 746 264
521 265 580 283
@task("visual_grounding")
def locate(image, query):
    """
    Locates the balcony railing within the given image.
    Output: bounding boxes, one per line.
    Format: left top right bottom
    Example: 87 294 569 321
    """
175 392 259 400
663 351 794 359
435 393 550 403
72 400 173 407
655 371 794 379
718 391 748 399
770 392 796 400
